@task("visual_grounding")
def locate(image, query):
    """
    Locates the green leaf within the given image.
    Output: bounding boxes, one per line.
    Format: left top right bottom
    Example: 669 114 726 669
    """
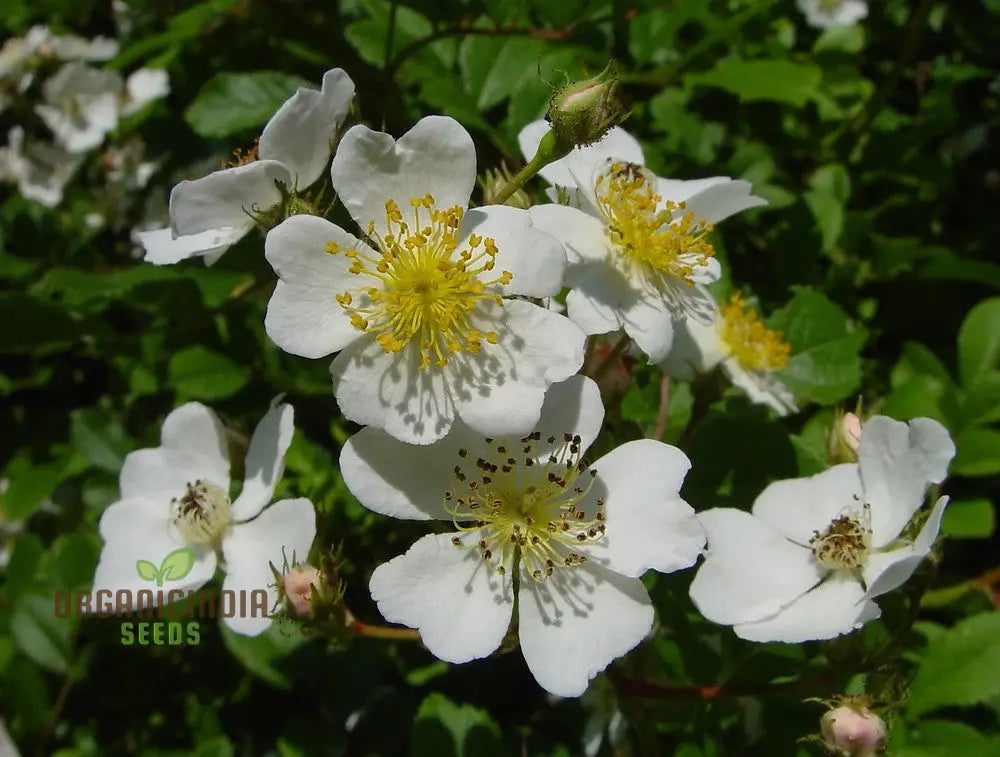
70 407 133 473
965 372 1000 426
813 25 866 54
2 450 88 521
952 427 1000 477
940 498 995 539
10 594 77 674
0 293 80 355
684 59 823 106
907 612 1000 717
184 71 311 138
159 547 197 583
460 36 547 111
959 298 1000 389
768 289 867 404
411 693 503 757
220 622 306 689
168 346 250 400
136 560 159 582
891 719 1000 756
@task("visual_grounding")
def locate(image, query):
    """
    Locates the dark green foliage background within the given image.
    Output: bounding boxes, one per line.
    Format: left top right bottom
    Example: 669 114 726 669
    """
1 0 1000 754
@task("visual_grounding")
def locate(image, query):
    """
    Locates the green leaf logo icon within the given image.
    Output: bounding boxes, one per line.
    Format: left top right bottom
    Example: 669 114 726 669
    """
159 547 196 583
135 547 196 586
136 560 158 582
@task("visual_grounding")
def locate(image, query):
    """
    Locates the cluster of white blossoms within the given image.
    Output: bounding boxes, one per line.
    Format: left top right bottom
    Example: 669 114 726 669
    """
92 60 956 702
0 26 168 208
92 399 315 636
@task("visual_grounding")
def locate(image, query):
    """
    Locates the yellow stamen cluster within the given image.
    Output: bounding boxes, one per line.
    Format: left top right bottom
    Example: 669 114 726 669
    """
220 138 259 168
718 292 791 372
327 195 512 371
596 161 716 290
446 432 605 583
809 499 871 570
171 479 231 545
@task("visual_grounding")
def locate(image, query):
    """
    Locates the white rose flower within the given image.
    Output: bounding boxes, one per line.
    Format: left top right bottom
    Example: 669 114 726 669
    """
264 115 585 445
688 415 956 643
518 120 766 362
35 61 122 153
139 67 355 266
91 399 315 636
0 126 82 207
660 287 796 415
340 376 705 696
798 0 868 29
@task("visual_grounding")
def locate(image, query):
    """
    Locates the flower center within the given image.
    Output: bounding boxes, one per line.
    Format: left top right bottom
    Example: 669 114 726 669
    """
328 195 513 371
446 432 605 582
171 479 231 545
718 292 790 372
809 505 871 570
818 0 845 10
595 161 716 291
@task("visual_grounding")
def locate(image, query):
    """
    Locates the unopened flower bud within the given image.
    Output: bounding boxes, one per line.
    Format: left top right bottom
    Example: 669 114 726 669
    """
278 566 322 618
829 408 864 464
820 703 887 756
547 62 622 151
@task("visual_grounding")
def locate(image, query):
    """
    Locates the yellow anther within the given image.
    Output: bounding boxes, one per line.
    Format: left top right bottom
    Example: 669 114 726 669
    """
325 241 341 255
719 293 790 372
332 199 514 370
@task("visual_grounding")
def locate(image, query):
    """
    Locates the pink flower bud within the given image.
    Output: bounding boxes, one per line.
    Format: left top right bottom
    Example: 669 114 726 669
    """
820 704 887 756
279 566 321 618
842 413 862 454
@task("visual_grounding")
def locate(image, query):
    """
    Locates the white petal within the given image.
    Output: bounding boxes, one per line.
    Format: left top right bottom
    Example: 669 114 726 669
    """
658 315 725 381
460 205 566 297
518 563 653 697
733 573 877 643
332 337 456 445
137 226 243 266
532 375 606 459
528 203 612 266
120 402 230 501
579 439 704 577
751 464 864 547
564 265 632 336
453 379 547 439
169 160 290 237
93 497 216 604
231 399 295 522
722 361 798 416
450 299 586 436
330 116 476 238
680 179 766 225
162 402 229 472
621 293 675 363
517 120 644 189
369 532 513 663
339 426 458 521
258 68 355 187
122 68 169 114
862 496 949 600
221 497 316 636
263 215 367 358
859 416 956 547
688 508 825 626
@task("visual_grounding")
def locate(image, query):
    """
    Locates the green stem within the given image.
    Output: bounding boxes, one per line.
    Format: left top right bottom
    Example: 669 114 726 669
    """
344 609 422 641
491 128 572 205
